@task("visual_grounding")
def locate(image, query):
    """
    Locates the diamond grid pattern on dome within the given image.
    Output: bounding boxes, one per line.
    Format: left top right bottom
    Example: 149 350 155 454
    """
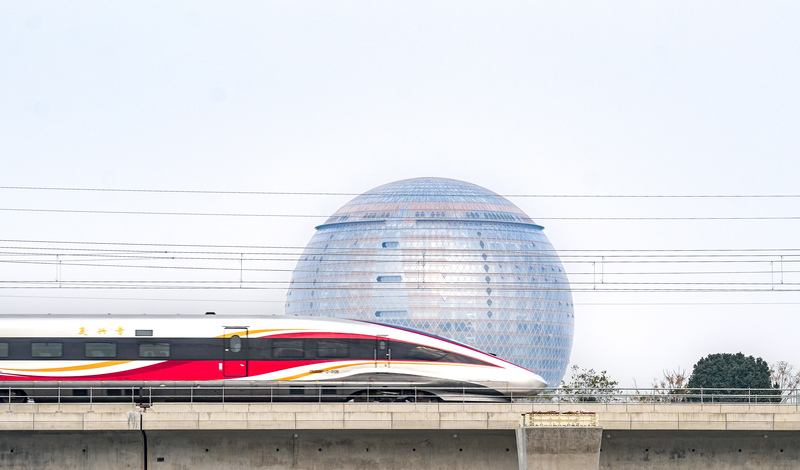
323 177 535 226
285 177 574 386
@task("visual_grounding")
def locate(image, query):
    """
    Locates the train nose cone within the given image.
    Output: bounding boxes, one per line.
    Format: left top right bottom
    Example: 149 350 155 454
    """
529 374 548 391
532 375 548 390
510 373 548 396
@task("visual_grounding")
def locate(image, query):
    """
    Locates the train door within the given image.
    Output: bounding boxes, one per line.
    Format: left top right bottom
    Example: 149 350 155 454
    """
375 335 390 369
223 327 248 377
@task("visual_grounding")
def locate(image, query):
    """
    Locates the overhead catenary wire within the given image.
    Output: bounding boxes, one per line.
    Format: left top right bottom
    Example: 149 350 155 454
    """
2 249 800 262
1 280 798 288
2 292 799 307
1 188 797 299
1 285 799 293
3 238 800 253
1 259 799 278
1 238 800 256
0 240 798 282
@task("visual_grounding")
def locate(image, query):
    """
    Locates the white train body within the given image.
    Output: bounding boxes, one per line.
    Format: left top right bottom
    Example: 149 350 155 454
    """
0 314 546 402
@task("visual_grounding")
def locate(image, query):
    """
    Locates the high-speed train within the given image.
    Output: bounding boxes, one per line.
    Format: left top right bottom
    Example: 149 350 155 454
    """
0 313 547 402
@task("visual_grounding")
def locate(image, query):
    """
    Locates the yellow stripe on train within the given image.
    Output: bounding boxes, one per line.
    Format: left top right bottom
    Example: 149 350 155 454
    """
1 361 133 373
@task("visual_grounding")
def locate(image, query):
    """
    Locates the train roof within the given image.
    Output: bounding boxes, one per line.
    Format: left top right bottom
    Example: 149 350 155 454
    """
0 314 463 346
0 313 319 319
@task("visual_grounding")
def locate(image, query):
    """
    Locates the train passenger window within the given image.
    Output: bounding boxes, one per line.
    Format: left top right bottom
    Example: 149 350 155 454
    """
248 339 271 360
348 339 376 359
139 343 170 358
317 340 349 359
272 339 304 359
0 342 7 358
32 342 63 358
135 330 153 336
85 342 117 358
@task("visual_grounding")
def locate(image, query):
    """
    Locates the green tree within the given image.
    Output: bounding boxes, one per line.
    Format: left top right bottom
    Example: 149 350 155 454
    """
560 365 619 402
687 352 777 402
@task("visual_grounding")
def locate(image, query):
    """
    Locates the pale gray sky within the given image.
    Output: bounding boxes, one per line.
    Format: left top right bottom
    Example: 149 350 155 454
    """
1 1 799 387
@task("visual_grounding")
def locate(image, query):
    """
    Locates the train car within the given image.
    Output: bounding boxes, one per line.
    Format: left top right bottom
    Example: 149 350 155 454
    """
0 313 547 403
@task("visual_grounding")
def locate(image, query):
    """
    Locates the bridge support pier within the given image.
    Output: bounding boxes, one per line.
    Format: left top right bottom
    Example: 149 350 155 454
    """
516 427 603 470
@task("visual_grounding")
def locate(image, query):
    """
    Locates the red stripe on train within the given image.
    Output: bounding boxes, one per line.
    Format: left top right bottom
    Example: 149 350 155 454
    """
0 360 339 381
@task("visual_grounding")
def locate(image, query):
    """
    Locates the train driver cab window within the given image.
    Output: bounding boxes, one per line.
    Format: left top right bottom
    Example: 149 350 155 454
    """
0 342 7 358
272 339 304 359
317 340 349 359
405 345 447 361
139 343 170 358
32 342 63 358
85 342 117 358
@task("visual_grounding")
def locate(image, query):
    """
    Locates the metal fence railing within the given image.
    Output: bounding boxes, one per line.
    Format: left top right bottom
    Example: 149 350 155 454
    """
535 387 796 405
0 383 797 407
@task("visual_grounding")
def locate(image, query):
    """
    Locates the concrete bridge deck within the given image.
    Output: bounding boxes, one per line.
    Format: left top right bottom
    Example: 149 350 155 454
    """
3 403 800 469
3 402 800 431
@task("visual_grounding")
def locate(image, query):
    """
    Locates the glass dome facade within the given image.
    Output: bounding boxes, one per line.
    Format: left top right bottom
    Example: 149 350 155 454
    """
285 177 574 385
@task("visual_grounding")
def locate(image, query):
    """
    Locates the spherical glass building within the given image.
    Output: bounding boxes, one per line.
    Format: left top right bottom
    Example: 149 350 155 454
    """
285 177 574 385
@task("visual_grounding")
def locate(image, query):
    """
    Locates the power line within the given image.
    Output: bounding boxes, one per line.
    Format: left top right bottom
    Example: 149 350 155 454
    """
1 292 798 306
0 285 797 292
0 208 320 218
0 241 796 293
1 248 798 261
0 258 797 276
0 280 800 286
0 240 797 277
2 238 799 254
2 207 800 221
2 186 800 198
0 293 277 302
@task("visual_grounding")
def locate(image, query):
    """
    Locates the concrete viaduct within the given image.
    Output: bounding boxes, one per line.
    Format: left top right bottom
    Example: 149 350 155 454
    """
2 401 800 469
